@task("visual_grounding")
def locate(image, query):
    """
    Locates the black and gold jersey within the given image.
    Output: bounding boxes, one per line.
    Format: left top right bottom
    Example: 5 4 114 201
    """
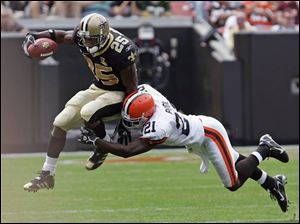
73 27 138 91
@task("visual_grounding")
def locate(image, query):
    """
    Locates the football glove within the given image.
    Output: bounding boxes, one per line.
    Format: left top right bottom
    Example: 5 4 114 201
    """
22 33 36 57
78 127 99 147
112 119 132 145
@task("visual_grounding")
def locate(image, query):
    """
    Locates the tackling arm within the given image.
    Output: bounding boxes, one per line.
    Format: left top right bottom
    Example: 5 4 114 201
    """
79 127 155 158
94 138 154 158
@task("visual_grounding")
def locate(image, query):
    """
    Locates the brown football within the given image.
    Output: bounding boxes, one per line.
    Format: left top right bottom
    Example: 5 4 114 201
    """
27 38 57 59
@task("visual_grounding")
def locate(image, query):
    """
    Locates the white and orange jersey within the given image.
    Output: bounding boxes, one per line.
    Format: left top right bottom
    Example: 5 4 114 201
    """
136 84 240 188
137 84 205 146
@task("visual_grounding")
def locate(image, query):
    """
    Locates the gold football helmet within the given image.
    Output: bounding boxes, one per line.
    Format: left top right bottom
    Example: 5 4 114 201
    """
77 13 110 53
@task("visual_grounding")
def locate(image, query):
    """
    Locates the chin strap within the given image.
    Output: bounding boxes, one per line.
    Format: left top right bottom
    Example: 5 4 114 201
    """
85 33 111 54
87 46 99 54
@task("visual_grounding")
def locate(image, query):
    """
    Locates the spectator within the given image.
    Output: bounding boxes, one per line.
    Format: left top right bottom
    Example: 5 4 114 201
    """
1 1 26 10
50 1 83 18
207 1 236 28
191 1 207 22
1 1 28 17
24 1 55 18
242 1 274 29
80 1 112 17
110 1 142 17
276 1 299 25
169 1 196 18
1 5 29 32
139 1 171 17
271 7 299 31
51 1 110 18
223 11 257 51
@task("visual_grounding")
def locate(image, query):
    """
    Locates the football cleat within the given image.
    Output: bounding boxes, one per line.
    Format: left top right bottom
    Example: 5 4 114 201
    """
85 149 108 170
259 134 289 163
23 170 54 192
269 175 289 212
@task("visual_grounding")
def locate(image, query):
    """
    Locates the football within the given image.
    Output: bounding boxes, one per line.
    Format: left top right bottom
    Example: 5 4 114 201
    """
27 38 57 59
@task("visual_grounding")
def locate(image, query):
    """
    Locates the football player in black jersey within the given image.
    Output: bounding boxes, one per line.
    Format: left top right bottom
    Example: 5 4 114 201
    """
22 13 138 192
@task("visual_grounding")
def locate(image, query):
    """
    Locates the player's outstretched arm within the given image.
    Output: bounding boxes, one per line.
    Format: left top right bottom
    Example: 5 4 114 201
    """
79 127 154 158
22 29 74 57
25 29 74 44
94 138 154 158
31 30 75 44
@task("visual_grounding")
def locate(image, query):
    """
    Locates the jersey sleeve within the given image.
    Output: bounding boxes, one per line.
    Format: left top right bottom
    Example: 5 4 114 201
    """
140 126 167 145
117 42 138 71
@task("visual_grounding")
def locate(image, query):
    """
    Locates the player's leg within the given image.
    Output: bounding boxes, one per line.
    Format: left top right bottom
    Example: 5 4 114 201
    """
237 133 288 183
24 88 95 192
198 115 240 189
235 145 289 212
229 134 289 189
83 119 111 170
189 146 264 183
200 115 289 212
236 154 276 190
80 90 125 170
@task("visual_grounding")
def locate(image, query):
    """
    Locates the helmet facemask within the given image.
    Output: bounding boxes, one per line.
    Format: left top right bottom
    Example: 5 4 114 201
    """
122 111 149 130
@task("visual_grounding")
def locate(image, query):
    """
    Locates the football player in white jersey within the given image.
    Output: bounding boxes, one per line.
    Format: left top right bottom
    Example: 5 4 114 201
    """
80 84 290 213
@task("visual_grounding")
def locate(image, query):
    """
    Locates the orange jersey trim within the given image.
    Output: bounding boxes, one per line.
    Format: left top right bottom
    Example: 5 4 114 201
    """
140 137 167 145
204 126 238 187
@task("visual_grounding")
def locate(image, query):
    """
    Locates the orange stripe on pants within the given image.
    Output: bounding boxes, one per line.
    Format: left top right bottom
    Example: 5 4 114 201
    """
204 126 238 187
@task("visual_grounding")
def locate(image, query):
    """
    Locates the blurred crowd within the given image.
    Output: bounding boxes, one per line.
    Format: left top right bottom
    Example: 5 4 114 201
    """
1 1 299 49
202 1 299 50
0 1 192 20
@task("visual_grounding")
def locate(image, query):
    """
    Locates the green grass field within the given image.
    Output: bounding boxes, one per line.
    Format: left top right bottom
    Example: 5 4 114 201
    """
1 147 299 223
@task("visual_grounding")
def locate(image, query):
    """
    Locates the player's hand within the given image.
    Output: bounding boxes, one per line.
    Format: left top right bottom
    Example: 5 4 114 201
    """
78 127 99 146
22 33 36 57
117 120 132 145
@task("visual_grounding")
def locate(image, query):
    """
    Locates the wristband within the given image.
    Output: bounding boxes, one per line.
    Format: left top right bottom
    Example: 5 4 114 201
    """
48 29 56 41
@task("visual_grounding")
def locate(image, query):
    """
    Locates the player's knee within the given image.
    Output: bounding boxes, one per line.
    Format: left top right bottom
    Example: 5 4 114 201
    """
226 186 238 192
225 182 241 192
80 106 95 123
51 126 66 138
84 119 106 139
85 120 101 129
53 106 77 130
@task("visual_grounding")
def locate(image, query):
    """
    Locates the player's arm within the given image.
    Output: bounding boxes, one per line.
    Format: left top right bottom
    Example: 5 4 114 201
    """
79 127 155 158
120 63 138 95
118 41 139 95
22 29 74 57
94 138 154 158
30 30 75 44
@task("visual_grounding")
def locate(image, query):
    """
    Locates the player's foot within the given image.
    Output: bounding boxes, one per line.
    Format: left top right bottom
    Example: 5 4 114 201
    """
23 170 54 192
85 149 108 170
259 134 289 163
269 175 289 212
